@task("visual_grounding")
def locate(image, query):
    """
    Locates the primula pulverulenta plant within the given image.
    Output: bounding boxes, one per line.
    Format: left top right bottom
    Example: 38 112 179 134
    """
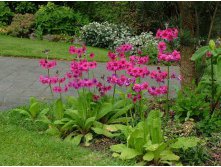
191 39 221 113
156 28 181 119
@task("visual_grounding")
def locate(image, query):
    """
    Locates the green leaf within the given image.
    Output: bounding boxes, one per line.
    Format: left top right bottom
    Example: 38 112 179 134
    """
110 144 127 153
109 104 133 122
217 56 221 77
71 134 83 146
96 102 113 120
84 133 93 146
13 109 31 118
85 117 96 130
29 102 39 119
92 127 118 138
171 137 200 151
209 40 216 50
45 126 60 137
145 143 160 151
160 150 180 161
143 152 154 161
54 98 64 120
119 147 141 160
112 153 120 158
191 46 209 61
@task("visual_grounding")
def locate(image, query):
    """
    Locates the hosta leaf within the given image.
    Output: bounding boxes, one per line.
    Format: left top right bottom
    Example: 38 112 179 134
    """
191 46 209 61
160 150 180 161
84 133 93 146
171 137 200 150
143 152 154 161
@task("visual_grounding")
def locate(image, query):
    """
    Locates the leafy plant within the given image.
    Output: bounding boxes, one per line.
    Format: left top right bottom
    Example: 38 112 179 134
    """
13 97 49 124
53 92 133 146
173 87 210 122
6 13 35 37
35 2 89 37
0 2 13 26
80 21 132 49
110 110 200 165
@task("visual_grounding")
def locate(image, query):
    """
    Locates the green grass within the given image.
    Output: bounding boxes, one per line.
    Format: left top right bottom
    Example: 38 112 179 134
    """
0 111 131 166
0 35 109 62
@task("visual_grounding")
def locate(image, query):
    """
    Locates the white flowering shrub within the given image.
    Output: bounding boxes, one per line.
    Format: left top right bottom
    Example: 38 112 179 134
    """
80 22 132 48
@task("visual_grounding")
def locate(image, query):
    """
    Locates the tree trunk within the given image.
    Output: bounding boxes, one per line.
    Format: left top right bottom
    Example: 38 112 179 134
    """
178 2 197 89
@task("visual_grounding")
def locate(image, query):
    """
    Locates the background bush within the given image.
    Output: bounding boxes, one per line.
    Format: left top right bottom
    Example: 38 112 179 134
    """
80 21 132 49
14 2 38 14
35 2 89 38
0 2 13 26
6 13 35 37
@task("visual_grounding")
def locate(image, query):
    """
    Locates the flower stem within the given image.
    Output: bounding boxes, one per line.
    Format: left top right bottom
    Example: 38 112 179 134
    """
166 65 170 120
47 69 54 98
211 55 215 112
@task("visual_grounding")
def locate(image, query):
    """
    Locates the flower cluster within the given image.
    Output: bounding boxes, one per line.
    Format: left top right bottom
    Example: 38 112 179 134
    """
148 86 168 96
132 82 149 93
96 82 112 96
107 74 135 87
116 43 133 53
157 50 181 62
129 55 149 65
156 28 178 41
150 67 168 83
39 59 57 69
70 60 97 78
69 45 86 57
53 85 69 93
106 58 132 71
127 66 149 78
68 78 98 89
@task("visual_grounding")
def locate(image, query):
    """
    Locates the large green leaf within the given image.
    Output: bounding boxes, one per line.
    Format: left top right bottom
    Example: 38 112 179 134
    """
119 147 141 160
96 102 113 120
143 152 154 161
29 102 40 119
85 117 96 130
145 143 160 151
171 137 200 151
109 104 133 122
110 144 127 153
191 46 209 61
160 150 180 161
92 127 118 138
54 98 64 120
70 134 83 146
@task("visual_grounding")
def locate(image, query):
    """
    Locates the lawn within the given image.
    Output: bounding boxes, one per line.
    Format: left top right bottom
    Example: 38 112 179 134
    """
0 111 131 166
0 35 109 62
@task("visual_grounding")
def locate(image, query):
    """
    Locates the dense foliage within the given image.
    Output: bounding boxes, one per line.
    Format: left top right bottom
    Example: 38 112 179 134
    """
35 2 89 38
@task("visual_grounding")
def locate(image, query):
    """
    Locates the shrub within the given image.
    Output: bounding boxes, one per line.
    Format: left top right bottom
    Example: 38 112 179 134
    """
6 13 35 37
35 2 89 38
80 21 132 49
113 32 158 62
15 2 37 14
0 2 13 26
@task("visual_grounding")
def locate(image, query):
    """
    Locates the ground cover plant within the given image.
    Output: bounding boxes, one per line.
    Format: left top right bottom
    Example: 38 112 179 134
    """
4 26 221 166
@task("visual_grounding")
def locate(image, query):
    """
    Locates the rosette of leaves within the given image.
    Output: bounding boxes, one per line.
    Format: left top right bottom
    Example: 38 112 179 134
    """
110 110 200 165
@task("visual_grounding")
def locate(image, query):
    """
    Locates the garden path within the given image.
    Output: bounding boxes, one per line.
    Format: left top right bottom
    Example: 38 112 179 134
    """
0 56 180 111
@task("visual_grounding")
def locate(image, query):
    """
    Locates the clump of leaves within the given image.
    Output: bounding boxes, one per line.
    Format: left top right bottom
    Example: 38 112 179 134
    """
110 110 200 165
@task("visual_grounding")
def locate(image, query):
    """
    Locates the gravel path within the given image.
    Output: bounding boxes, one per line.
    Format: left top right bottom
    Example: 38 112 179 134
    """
0 56 180 111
